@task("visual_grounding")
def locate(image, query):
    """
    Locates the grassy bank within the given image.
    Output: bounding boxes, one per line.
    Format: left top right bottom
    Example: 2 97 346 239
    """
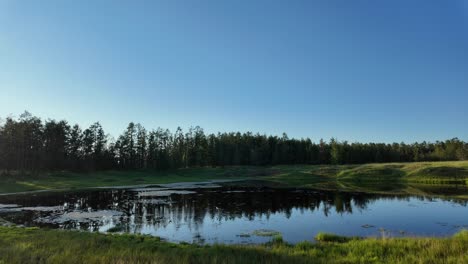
0 226 467 264
1 161 467 196
0 167 250 194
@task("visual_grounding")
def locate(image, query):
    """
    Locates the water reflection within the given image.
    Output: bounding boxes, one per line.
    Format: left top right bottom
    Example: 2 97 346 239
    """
0 186 467 244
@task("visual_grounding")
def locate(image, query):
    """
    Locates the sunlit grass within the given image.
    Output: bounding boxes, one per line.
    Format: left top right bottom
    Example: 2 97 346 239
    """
1 161 467 198
0 226 467 263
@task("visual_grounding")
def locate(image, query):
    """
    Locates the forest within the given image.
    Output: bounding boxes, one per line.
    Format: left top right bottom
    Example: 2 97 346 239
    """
0 112 467 172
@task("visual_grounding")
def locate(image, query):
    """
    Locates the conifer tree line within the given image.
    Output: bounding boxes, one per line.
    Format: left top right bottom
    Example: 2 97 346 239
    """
0 112 467 172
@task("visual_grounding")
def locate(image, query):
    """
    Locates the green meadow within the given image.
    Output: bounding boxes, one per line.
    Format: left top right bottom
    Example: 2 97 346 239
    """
1 160 467 198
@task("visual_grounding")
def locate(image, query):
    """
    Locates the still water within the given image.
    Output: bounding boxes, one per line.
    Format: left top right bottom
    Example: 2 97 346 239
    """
0 183 467 244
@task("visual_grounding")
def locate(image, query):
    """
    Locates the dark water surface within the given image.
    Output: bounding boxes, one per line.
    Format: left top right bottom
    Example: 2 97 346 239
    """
0 183 467 244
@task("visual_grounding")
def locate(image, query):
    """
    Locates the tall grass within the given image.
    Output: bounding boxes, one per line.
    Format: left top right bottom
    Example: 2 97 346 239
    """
0 226 467 263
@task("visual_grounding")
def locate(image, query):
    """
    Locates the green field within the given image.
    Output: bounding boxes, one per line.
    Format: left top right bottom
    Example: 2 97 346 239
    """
1 161 468 198
0 226 467 264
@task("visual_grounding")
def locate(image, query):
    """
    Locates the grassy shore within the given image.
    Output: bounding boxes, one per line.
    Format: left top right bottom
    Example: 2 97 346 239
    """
1 161 467 197
0 226 467 264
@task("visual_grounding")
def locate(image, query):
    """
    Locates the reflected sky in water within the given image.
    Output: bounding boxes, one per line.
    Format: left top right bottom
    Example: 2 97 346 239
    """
0 186 467 244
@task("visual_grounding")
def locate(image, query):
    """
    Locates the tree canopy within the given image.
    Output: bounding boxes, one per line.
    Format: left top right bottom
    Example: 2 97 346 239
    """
0 112 467 172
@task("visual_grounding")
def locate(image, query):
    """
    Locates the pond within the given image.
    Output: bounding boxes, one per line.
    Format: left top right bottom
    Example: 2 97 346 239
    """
0 182 467 244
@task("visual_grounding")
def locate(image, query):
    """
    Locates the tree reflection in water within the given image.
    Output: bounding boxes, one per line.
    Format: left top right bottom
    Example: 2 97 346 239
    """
0 187 467 243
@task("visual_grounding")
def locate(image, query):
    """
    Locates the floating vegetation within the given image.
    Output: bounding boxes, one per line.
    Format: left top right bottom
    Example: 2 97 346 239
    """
0 204 19 209
131 187 170 192
138 198 172 205
36 210 124 224
21 206 63 212
158 182 223 189
237 233 251 238
361 224 375 228
0 204 21 212
252 229 281 237
136 190 196 197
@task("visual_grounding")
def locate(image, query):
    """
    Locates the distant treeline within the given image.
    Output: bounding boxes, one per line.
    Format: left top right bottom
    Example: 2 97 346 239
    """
0 112 467 172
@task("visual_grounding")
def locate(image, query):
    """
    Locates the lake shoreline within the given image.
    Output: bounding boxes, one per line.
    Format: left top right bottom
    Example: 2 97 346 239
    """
1 161 467 199
0 226 467 263
1 161 468 263
1 184 467 245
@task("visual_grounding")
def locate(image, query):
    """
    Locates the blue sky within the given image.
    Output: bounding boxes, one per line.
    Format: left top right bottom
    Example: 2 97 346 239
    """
1 0 467 143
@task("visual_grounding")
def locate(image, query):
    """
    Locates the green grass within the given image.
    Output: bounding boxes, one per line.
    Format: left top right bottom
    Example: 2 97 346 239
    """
314 232 361 243
337 165 405 181
0 167 253 194
1 161 468 198
0 226 467 263
257 161 468 198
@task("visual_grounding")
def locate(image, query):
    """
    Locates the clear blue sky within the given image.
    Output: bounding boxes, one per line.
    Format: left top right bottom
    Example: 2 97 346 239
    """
1 0 467 143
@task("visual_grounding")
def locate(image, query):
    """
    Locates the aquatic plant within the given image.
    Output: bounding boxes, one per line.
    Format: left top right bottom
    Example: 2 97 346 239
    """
252 229 282 237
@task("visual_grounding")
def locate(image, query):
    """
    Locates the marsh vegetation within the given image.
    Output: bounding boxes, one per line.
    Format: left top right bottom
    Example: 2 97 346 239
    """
1 226 467 263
